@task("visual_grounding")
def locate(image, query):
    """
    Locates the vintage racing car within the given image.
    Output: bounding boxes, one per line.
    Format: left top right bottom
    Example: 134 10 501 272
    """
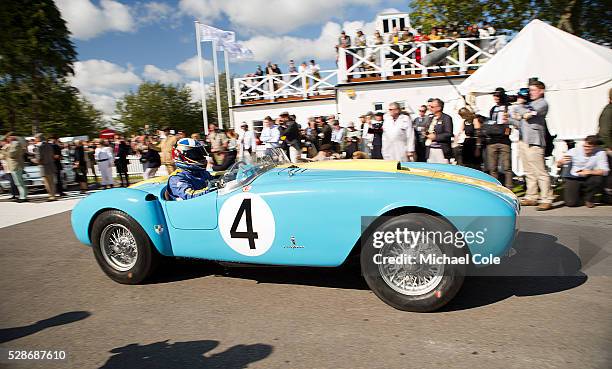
71 152 518 312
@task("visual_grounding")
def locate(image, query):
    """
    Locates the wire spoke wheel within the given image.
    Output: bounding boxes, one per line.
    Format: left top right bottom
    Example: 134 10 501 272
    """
378 237 445 296
100 223 139 272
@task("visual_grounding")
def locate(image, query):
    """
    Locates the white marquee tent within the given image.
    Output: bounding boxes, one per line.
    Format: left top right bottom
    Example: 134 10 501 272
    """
459 19 612 140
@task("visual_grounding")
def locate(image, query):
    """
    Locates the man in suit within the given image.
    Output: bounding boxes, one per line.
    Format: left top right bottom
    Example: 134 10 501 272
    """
425 98 453 163
413 105 431 162
280 112 301 163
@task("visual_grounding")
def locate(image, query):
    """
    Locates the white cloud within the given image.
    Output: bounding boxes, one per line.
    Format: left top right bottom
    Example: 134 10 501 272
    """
142 65 183 84
242 14 380 63
179 0 381 34
176 56 214 79
185 81 214 102
69 59 141 115
55 0 135 40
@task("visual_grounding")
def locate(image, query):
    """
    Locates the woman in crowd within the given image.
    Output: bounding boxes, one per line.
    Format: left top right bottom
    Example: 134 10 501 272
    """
141 138 161 179
305 119 320 158
72 140 88 193
95 139 114 189
456 108 484 170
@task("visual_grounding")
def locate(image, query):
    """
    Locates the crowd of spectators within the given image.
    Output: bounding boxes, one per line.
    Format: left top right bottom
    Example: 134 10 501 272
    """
2 85 610 209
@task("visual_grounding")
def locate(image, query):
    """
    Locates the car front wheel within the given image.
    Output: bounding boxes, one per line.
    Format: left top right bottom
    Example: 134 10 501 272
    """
361 213 467 312
91 210 160 284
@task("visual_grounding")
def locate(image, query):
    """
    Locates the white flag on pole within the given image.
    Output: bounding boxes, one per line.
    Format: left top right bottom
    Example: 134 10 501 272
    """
198 23 252 60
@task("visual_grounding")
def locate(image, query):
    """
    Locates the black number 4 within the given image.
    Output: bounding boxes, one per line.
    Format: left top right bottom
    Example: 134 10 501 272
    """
230 199 259 249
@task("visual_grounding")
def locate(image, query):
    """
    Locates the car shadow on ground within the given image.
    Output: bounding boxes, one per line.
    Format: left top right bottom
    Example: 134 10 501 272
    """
441 231 588 311
100 339 273 369
0 311 91 344
151 231 587 311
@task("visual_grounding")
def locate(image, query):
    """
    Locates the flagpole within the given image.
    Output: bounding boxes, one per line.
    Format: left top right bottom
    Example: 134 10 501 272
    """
223 49 234 129
211 39 224 129
194 21 209 135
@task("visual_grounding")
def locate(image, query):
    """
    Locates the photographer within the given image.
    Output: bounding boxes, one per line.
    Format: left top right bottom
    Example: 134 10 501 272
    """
557 135 609 207
368 112 384 159
483 110 512 188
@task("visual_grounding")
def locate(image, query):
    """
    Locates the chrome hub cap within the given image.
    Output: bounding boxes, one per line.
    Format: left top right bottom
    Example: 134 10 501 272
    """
378 239 444 296
100 224 138 271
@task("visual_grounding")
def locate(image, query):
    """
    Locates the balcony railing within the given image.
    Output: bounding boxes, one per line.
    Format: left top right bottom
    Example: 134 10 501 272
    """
234 69 338 105
337 36 506 82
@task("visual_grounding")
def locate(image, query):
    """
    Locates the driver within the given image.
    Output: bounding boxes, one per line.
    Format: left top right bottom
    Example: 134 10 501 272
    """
166 138 213 200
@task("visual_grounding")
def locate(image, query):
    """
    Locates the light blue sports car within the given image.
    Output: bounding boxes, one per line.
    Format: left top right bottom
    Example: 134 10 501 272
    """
71 152 519 312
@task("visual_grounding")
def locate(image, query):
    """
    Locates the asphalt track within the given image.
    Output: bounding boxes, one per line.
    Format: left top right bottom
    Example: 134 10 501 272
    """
0 207 611 369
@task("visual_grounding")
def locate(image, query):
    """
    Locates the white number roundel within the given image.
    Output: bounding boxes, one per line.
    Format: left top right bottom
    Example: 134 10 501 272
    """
218 192 275 256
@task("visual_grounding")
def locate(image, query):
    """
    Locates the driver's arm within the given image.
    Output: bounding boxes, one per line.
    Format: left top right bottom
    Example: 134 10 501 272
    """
168 174 210 200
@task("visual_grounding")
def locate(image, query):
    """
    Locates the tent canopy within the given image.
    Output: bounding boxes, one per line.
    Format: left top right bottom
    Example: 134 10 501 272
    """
459 19 612 94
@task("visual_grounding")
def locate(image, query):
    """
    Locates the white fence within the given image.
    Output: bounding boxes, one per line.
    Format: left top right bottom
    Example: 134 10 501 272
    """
337 36 506 82
234 69 338 104
89 155 168 178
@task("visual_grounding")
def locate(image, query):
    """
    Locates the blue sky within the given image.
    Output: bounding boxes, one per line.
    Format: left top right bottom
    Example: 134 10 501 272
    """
55 0 406 117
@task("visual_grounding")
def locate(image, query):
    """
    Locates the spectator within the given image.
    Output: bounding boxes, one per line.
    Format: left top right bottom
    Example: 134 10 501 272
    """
456 108 484 170
281 112 301 163
0 159 18 200
312 143 334 161
95 139 114 189
84 140 98 185
141 139 161 180
254 65 263 77
490 88 509 124
424 98 453 163
483 109 512 187
238 123 255 163
210 129 238 171
206 123 229 165
159 127 177 174
114 135 131 187
557 136 609 207
344 122 360 159
428 27 442 41
72 140 88 193
303 118 318 158
597 88 612 200
288 60 298 88
0 132 27 202
516 80 553 210
413 28 428 65
50 137 65 196
338 31 353 70
317 116 332 147
331 121 346 154
382 102 414 161
368 112 384 159
309 60 321 92
34 134 56 200
413 105 430 162
358 113 373 154
260 116 281 156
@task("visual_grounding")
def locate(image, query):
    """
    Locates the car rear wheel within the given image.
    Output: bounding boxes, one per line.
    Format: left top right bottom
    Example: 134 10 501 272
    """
91 210 160 284
361 213 467 312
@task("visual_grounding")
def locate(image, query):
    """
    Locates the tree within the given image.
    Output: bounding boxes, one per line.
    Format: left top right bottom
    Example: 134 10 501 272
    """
116 82 204 135
409 0 611 46
0 0 78 134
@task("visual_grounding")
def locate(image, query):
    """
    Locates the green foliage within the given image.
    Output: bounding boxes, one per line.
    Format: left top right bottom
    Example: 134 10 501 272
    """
0 0 103 137
115 82 205 135
409 0 611 45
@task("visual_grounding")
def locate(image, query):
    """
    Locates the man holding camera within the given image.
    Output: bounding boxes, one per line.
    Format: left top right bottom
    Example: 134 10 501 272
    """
515 81 553 210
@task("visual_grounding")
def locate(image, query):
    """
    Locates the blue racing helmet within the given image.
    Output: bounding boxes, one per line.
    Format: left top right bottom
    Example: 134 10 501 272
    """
172 138 208 171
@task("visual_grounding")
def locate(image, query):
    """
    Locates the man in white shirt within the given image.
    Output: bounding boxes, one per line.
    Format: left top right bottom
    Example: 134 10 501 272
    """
359 113 373 155
382 102 415 161
557 135 609 208
330 121 346 154
259 116 280 156
239 123 257 163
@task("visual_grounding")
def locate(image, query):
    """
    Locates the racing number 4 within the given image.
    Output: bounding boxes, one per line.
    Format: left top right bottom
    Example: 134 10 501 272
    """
230 198 259 249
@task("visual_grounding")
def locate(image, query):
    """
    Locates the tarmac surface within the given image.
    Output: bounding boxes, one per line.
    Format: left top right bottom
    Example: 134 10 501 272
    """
0 198 611 368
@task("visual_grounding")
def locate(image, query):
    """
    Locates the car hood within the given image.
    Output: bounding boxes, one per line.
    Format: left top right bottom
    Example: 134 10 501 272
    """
269 160 517 200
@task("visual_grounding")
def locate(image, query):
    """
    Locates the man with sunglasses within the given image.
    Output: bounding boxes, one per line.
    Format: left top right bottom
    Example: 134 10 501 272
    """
166 138 213 201
413 105 431 162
